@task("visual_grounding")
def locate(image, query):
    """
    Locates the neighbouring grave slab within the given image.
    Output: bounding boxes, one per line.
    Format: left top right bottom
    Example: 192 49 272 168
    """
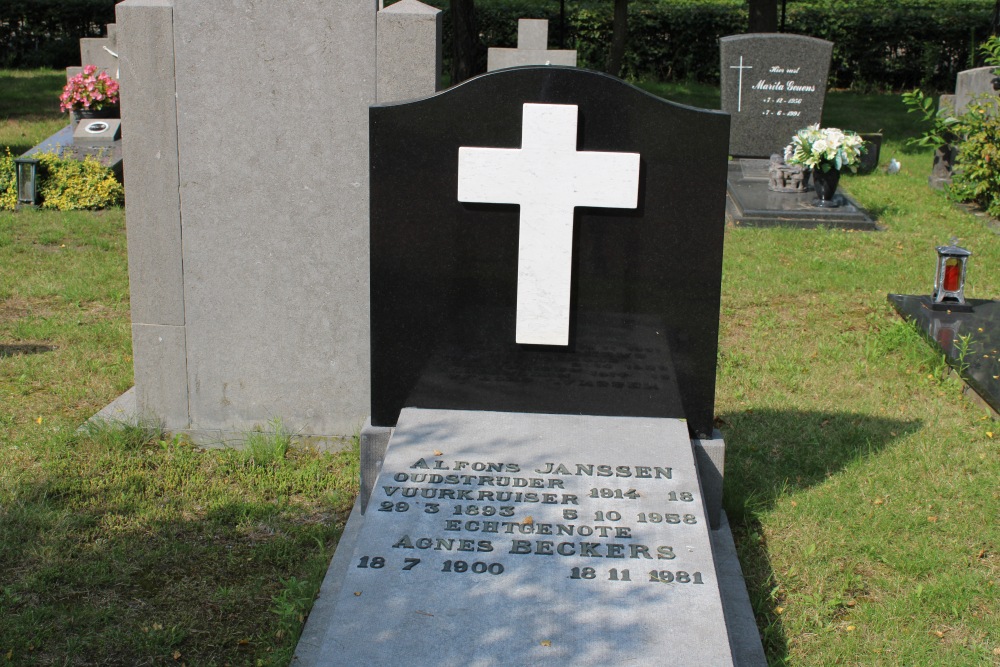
889 294 1000 416
487 19 577 71
371 67 730 440
313 408 733 665
726 160 876 230
21 125 123 180
720 33 832 158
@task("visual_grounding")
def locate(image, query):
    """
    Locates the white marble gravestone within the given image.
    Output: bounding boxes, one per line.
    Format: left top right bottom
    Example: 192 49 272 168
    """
487 19 577 71
457 103 639 346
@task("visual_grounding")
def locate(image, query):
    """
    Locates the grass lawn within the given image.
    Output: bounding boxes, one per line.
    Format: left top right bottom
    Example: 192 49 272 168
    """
2 70 999 665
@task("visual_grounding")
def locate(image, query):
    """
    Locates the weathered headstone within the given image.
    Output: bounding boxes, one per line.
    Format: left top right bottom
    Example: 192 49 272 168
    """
115 0 441 443
294 67 766 666
953 66 1000 115
720 33 832 158
487 19 577 71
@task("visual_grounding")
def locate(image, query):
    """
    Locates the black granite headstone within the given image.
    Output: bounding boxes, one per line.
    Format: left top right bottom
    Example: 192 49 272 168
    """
370 67 730 439
720 33 833 158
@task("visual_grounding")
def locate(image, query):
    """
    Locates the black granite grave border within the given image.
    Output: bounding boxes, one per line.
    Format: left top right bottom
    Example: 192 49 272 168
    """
726 163 878 230
888 294 1000 417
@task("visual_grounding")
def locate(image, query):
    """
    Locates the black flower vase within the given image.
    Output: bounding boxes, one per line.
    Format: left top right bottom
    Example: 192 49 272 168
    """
812 167 841 208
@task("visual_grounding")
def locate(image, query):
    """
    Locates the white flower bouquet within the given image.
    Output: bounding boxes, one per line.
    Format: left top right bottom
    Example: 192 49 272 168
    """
784 124 865 173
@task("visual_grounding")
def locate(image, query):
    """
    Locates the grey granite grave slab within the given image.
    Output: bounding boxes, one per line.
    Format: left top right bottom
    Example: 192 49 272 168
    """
726 161 876 229
954 66 1000 115
118 0 440 439
22 125 123 180
720 33 832 158
487 19 577 71
296 505 765 666
305 407 734 665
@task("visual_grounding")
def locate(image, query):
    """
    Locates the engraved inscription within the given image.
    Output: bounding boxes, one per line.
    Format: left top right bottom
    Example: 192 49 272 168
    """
737 61 817 118
362 456 708 588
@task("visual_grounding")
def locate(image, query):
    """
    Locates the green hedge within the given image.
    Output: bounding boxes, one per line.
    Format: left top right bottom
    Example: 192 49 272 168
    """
4 0 995 90
0 0 117 69
459 0 993 91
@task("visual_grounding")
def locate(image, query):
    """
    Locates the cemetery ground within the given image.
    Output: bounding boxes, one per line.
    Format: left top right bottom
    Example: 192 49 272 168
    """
1 69 999 665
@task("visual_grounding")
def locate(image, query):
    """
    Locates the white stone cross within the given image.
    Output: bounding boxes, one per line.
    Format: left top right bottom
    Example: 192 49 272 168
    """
486 19 577 71
729 56 752 112
457 103 640 346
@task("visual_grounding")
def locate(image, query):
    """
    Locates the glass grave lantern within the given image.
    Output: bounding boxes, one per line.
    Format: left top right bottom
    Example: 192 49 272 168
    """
930 242 972 312
14 157 40 208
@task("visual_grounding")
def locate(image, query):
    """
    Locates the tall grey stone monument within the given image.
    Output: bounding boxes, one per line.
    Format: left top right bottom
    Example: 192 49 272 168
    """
116 0 441 443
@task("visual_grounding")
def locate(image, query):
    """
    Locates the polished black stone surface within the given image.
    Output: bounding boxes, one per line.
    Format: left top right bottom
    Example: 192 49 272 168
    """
22 124 123 180
370 67 731 439
889 294 1000 415
726 161 877 229
720 34 832 158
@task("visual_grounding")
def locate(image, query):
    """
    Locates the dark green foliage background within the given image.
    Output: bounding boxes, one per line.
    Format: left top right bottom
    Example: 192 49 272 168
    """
3 0 995 91
437 0 993 91
0 0 118 69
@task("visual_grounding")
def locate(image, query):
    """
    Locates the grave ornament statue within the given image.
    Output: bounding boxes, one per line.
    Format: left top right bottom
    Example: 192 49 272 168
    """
767 153 810 193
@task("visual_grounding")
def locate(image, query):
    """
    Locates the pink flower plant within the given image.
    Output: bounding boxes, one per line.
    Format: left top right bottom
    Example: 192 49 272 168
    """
59 65 120 113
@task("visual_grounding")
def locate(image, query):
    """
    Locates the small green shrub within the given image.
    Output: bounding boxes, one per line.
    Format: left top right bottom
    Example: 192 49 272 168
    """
0 150 123 211
0 149 16 210
35 152 123 210
950 102 1000 215
931 35 1000 215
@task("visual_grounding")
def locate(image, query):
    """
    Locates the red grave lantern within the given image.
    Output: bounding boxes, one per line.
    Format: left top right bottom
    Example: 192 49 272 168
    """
931 242 972 311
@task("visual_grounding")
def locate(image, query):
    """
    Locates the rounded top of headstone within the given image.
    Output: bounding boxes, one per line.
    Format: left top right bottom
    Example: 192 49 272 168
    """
720 32 833 48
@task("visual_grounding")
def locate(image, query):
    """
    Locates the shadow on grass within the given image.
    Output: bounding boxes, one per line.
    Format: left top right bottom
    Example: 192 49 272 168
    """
0 343 56 357
0 451 351 665
716 408 922 665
